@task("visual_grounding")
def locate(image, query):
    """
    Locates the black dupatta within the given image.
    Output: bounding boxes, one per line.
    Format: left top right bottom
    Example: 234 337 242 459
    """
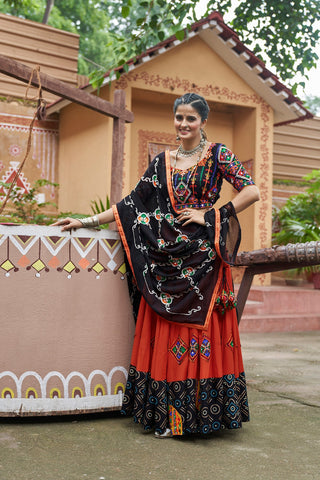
113 150 241 329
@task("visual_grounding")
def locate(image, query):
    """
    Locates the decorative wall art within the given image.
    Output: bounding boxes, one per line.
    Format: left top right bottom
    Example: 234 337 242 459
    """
0 112 59 203
0 225 135 416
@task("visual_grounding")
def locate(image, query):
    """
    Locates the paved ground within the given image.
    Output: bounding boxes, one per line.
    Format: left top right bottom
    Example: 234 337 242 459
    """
0 331 319 480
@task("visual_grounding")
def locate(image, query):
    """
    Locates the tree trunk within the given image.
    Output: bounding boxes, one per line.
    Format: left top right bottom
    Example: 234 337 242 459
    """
42 0 54 24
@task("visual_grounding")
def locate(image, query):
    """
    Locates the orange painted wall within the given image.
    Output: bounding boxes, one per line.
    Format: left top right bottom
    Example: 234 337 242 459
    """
58 92 113 215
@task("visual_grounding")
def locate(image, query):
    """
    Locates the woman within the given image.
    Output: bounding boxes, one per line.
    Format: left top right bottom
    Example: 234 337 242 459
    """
54 93 260 438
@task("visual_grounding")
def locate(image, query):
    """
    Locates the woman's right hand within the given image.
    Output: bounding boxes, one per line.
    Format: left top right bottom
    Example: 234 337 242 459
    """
51 217 83 231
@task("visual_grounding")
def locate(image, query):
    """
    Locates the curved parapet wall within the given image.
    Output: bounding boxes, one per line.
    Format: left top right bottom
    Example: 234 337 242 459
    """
0 224 134 416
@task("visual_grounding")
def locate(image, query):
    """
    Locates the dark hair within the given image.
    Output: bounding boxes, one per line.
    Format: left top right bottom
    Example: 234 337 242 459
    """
173 93 209 122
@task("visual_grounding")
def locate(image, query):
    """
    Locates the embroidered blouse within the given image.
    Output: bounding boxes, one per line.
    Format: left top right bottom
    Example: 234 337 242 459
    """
171 143 254 210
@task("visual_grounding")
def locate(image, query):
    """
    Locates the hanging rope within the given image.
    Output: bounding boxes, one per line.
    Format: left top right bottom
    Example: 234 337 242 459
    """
0 65 47 216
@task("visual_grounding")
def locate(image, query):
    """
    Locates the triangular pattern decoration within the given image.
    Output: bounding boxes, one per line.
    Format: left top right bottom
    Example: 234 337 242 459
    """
76 237 95 249
13 235 36 248
71 237 96 258
102 239 119 250
46 236 63 246
100 238 121 258
10 234 38 255
41 235 69 256
0 161 30 196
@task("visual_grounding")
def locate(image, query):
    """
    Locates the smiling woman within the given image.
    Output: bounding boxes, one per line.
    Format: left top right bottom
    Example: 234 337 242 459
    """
53 92 260 438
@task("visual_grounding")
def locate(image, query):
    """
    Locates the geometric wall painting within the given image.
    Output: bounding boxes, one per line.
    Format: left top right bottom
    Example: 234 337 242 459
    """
0 225 126 280
0 224 134 416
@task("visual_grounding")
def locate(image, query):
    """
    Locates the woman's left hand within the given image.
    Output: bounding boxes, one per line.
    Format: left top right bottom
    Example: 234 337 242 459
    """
177 208 206 226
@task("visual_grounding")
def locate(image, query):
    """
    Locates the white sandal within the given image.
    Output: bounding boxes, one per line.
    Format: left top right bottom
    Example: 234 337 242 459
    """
154 428 173 438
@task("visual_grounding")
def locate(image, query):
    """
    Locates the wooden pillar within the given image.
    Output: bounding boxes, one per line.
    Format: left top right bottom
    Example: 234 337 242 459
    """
110 89 126 206
236 268 254 324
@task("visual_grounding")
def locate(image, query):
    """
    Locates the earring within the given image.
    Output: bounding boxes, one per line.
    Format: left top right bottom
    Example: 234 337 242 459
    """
176 134 180 141
200 128 207 141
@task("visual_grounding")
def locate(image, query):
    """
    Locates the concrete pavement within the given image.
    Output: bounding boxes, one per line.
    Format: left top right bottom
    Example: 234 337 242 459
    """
0 331 319 480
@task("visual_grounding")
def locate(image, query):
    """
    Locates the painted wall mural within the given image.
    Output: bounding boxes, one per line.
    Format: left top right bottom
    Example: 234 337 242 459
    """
0 368 127 414
0 111 59 203
0 226 125 279
0 225 134 416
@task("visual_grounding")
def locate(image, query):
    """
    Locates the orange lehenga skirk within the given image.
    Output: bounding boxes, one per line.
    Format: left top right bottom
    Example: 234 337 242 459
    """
121 265 249 436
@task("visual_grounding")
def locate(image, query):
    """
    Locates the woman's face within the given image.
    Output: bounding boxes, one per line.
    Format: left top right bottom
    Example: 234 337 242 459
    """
174 104 207 143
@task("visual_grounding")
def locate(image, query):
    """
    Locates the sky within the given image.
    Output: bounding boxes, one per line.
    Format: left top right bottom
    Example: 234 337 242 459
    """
195 0 320 100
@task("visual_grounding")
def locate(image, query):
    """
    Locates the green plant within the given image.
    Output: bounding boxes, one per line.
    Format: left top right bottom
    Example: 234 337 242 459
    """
273 170 320 275
304 169 320 194
273 178 309 188
56 212 88 222
90 195 110 229
0 178 59 225
273 197 320 244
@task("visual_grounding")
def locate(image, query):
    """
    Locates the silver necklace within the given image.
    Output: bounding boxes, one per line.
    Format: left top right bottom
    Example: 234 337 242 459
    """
172 146 204 203
177 134 206 157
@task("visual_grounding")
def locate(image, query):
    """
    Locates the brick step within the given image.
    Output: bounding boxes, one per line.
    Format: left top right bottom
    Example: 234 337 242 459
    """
236 285 320 316
239 313 320 333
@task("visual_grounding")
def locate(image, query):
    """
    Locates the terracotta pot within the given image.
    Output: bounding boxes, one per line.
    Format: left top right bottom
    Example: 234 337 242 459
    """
312 272 320 289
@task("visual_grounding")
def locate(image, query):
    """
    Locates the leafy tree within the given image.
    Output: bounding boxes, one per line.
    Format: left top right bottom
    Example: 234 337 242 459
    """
273 170 320 281
42 0 53 23
303 95 320 115
227 0 320 93
1 0 319 92
304 169 320 194
0 0 113 75
90 0 320 93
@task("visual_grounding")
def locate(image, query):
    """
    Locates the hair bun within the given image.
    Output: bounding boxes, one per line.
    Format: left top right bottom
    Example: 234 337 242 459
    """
173 93 209 121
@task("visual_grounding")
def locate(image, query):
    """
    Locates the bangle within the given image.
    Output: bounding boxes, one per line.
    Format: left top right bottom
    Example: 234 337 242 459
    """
78 215 99 228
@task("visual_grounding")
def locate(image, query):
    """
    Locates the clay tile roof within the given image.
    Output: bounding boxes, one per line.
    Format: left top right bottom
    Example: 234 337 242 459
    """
48 11 312 125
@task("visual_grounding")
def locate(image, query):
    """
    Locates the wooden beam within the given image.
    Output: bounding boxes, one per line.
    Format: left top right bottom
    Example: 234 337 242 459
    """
0 54 134 123
110 90 126 206
236 242 320 267
235 241 320 324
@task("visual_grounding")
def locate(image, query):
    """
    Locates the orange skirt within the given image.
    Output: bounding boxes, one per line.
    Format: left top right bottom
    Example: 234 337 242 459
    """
121 297 249 435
